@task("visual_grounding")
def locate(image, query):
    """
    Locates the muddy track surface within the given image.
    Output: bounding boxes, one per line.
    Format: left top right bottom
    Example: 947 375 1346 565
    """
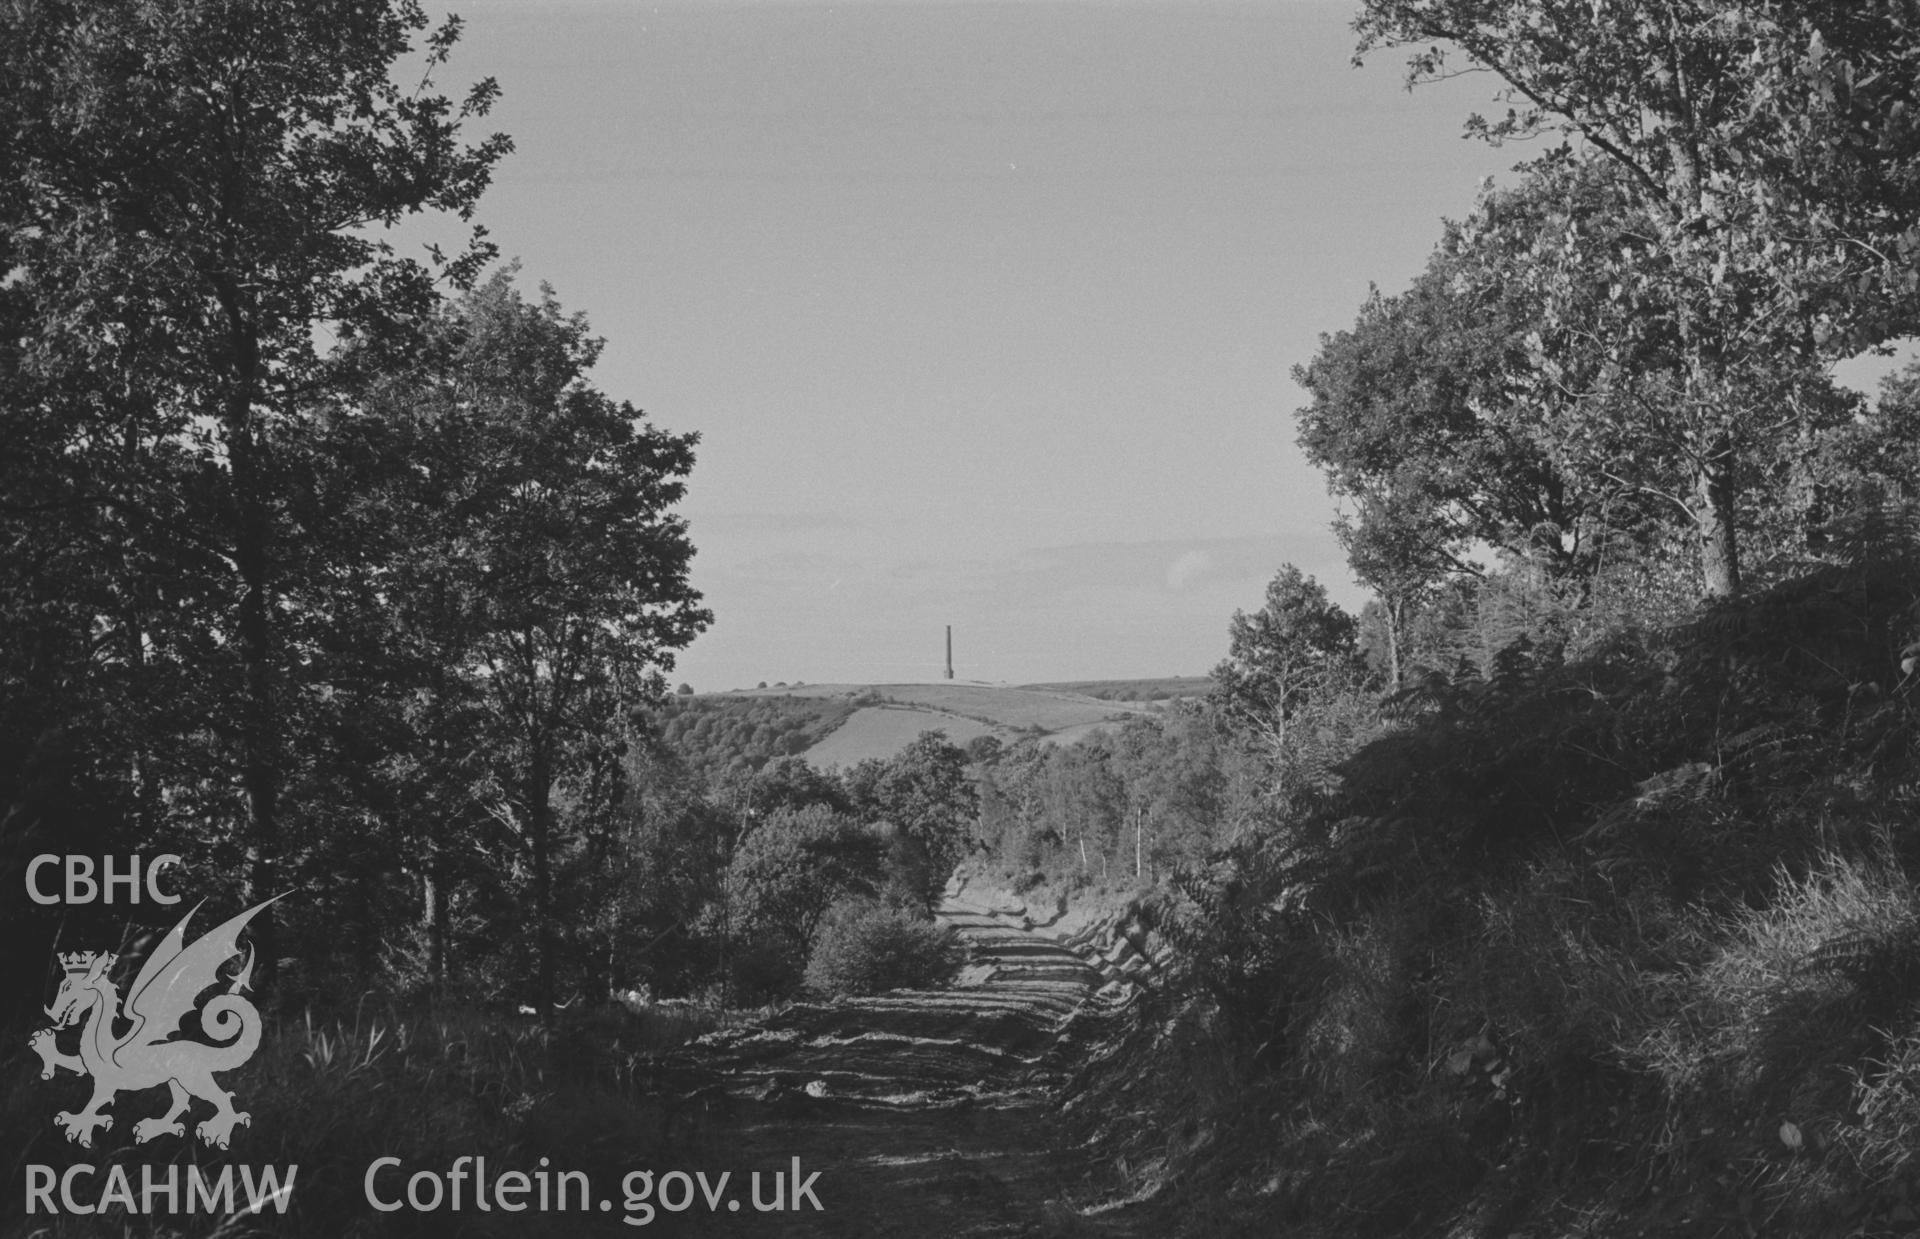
647 897 1149 1238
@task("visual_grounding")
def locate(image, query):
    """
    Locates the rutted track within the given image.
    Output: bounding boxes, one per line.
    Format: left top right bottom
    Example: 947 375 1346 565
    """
652 896 1147 1237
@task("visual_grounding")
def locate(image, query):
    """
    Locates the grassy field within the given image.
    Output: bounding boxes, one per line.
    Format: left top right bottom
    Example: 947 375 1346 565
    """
693 679 1208 770
707 682 1159 768
712 681 1142 724
801 705 1001 769
1017 676 1214 703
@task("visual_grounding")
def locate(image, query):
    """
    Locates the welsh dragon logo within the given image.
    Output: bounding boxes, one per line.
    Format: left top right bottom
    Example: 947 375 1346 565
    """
30 896 279 1150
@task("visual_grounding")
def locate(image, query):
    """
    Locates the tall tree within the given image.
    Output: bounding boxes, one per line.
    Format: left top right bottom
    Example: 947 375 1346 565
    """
1448 157 1862 590
1334 489 1454 692
1212 566 1358 736
352 270 711 1012
1113 712 1227 878
723 803 883 997
850 733 980 906
1036 741 1126 877
1 0 510 969
1297 249 1582 582
1355 0 1920 595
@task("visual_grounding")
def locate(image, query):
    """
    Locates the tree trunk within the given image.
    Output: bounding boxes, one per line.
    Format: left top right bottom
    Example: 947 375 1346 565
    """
527 748 556 1017
222 288 281 986
120 416 161 844
124 608 161 842
423 866 448 989
424 666 454 990
1696 446 1741 598
353 862 376 987
586 935 610 1007
1384 596 1405 692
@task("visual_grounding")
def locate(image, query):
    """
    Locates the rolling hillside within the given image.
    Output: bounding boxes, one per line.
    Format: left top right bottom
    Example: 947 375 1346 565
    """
1017 676 1213 703
686 680 1190 771
801 706 1002 768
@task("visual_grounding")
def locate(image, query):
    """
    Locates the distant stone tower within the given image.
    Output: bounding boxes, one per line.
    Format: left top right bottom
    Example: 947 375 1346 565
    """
945 626 954 680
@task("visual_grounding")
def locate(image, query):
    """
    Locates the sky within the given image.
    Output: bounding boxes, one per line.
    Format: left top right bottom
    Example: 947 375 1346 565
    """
414 0 1908 691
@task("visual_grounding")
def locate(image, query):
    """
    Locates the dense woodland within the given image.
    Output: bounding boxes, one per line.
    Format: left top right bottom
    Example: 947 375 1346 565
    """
7 1 1920 1235
652 693 856 786
0 1 712 1017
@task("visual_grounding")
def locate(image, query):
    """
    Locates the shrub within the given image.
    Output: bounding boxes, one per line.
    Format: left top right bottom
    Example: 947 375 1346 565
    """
719 804 885 1002
1628 854 1920 1157
1149 555 1920 1232
804 899 967 998
726 935 808 1005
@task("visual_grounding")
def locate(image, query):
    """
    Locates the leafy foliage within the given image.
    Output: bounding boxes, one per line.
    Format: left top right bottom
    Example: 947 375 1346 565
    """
340 270 709 1010
1295 215 1607 587
973 707 1259 887
718 805 885 1000
654 695 856 784
1212 566 1360 721
1355 1 1920 597
0 0 519 998
0 6 718 1017
1126 549 1920 1235
846 732 980 908
803 899 968 999
1356 0 1920 349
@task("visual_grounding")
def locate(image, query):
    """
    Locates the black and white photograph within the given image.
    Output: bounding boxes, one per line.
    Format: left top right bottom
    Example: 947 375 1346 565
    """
5 1 1920 1235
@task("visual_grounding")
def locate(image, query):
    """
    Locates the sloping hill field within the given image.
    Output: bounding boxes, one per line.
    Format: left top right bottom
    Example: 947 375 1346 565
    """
802 706 1001 768
1018 676 1213 703
866 682 1148 731
802 685 1144 768
701 682 1155 769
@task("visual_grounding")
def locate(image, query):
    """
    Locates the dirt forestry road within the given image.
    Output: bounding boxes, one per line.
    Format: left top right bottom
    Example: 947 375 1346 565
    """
648 896 1152 1238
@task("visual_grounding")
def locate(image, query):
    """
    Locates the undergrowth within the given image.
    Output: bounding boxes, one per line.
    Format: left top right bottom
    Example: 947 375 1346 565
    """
1087 556 1920 1238
3 1001 721 1237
